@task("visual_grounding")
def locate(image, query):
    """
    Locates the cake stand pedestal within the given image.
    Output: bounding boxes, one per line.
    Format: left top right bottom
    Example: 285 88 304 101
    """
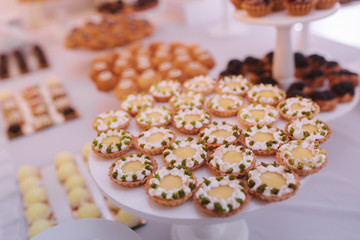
233 4 340 90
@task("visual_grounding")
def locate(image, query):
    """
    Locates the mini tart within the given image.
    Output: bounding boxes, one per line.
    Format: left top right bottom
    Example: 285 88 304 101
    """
183 75 217 95
135 106 172 130
237 103 279 127
162 138 207 171
285 118 331 144
198 122 241 149
277 140 328 176
109 153 158 187
172 107 212 135
145 166 197 207
149 80 182 102
207 94 244 118
92 129 133 159
120 93 155 116
135 127 176 155
277 97 320 121
246 84 286 106
241 125 288 155
92 110 131 133
216 75 251 96
169 91 205 112
194 176 250 217
207 145 256 178
245 163 300 202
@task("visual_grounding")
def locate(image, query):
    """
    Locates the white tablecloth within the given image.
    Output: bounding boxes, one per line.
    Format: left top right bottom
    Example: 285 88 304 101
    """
1 6 360 240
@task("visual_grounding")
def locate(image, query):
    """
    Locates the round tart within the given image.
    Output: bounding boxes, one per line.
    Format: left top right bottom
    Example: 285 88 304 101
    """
246 84 286 106
162 138 207 171
172 107 211 135
169 91 205 112
207 144 256 178
149 80 181 102
277 140 328 176
120 93 155 116
92 129 133 159
135 106 172 130
92 110 131 133
237 103 279 127
285 118 331 144
145 166 197 207
245 163 300 202
198 122 241 149
277 97 320 121
207 94 244 118
241 125 288 155
135 127 176 155
194 176 250 217
216 75 251 96
109 153 158 187
183 75 216 95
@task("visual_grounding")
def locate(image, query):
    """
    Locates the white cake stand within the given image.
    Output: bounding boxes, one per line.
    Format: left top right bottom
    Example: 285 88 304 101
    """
233 4 340 90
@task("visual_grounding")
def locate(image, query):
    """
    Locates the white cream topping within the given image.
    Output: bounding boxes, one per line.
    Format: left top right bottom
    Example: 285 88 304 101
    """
278 140 326 171
148 167 196 200
217 75 251 95
163 139 207 168
208 94 243 112
195 176 246 213
183 75 216 93
121 93 154 112
199 122 239 144
287 118 329 142
247 164 297 197
136 106 172 126
111 154 153 182
93 129 132 154
94 110 130 132
247 84 285 104
239 103 279 125
209 145 255 174
278 97 318 118
98 71 113 81
137 127 175 150
169 91 204 110
173 107 211 130
149 80 181 98
243 125 287 151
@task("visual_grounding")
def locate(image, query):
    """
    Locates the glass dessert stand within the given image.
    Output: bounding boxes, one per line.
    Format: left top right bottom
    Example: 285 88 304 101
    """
233 4 340 90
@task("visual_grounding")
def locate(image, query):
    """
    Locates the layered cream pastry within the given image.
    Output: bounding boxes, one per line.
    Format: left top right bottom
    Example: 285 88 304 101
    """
286 118 331 144
242 125 288 155
207 94 244 117
109 153 157 187
92 110 131 133
120 93 154 116
145 166 197 207
92 129 133 158
246 84 285 106
194 176 250 217
169 91 205 112
245 163 300 202
207 144 256 178
198 122 241 149
172 107 211 135
162 138 207 171
135 127 176 155
135 106 172 129
216 75 251 96
277 97 320 121
149 80 181 102
183 75 216 95
277 140 328 176
238 103 279 127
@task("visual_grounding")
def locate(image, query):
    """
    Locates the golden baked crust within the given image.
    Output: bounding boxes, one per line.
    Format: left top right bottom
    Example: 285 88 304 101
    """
92 135 133 159
134 131 176 155
277 99 320 121
284 121 332 144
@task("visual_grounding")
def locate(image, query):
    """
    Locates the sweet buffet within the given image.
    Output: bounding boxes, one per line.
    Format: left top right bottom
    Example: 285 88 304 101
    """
0 0 359 240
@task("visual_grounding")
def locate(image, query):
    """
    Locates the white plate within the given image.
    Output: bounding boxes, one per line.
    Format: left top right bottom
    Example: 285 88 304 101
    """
31 218 142 240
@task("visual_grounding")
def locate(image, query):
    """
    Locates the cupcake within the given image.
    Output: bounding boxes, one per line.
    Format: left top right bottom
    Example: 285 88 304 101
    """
284 0 315 16
242 0 273 18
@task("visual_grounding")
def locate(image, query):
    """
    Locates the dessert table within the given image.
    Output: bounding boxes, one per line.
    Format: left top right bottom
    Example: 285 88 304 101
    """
0 6 360 240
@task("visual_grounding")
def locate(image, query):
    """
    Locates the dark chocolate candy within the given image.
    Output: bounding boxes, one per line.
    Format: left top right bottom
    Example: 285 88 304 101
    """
331 81 355 97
